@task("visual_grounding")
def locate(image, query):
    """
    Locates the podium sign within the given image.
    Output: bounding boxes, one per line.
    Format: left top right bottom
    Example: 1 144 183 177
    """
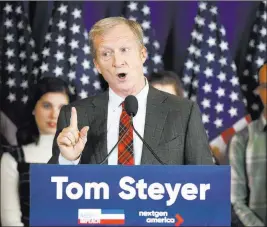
30 165 230 226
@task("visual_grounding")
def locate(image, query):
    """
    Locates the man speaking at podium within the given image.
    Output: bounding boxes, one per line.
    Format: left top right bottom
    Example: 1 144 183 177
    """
48 17 214 165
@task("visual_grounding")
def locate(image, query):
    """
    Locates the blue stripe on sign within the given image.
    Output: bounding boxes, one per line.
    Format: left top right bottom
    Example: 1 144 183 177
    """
102 209 124 214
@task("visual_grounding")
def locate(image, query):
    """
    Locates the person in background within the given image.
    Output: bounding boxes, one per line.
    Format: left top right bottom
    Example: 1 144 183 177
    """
148 70 184 97
0 77 74 226
229 62 267 226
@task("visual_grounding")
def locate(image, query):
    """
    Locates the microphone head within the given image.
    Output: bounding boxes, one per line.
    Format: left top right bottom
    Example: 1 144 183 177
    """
124 95 138 117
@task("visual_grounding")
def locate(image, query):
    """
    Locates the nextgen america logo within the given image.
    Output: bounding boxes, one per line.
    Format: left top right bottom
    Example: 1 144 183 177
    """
78 209 125 225
139 210 184 226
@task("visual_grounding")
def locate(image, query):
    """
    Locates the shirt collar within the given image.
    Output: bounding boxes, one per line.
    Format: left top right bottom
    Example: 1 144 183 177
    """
108 77 149 109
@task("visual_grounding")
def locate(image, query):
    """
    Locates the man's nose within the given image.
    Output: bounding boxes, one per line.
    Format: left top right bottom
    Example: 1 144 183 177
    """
112 51 125 67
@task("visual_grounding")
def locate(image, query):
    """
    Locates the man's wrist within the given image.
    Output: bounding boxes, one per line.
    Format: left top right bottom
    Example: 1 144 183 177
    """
60 152 81 161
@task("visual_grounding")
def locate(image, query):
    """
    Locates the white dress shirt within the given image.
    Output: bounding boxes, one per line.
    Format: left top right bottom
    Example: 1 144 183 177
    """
59 78 149 165
0 134 54 226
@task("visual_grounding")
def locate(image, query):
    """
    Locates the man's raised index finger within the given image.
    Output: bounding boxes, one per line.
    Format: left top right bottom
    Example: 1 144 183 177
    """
70 107 78 129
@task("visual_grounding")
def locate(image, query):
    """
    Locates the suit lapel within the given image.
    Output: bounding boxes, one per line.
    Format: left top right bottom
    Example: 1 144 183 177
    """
141 86 169 164
88 91 109 164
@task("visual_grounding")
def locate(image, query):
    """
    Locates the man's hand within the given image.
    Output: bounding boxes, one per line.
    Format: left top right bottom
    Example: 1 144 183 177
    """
57 107 89 161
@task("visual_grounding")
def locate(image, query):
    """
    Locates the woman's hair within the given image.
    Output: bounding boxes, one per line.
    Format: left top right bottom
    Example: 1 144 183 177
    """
16 77 75 146
148 70 184 97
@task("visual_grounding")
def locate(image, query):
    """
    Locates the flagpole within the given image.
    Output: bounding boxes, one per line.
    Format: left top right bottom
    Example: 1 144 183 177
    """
0 2 4 153
0 2 5 153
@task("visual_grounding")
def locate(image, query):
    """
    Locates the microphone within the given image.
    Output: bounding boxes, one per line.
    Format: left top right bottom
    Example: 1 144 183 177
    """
124 95 138 117
125 96 166 165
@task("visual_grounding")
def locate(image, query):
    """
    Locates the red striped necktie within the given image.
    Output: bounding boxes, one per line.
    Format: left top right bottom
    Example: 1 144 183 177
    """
118 102 134 165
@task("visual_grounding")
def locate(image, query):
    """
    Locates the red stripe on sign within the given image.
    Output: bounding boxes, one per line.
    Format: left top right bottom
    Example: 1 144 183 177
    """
100 219 125 224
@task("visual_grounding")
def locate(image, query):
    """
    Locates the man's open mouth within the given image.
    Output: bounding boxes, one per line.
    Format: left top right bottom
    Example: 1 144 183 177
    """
117 73 127 78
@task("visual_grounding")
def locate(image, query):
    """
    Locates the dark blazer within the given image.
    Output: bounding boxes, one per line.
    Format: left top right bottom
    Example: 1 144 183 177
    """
48 86 214 165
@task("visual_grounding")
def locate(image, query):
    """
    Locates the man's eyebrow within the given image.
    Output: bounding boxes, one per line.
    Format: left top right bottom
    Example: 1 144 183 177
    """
98 45 113 50
41 100 52 104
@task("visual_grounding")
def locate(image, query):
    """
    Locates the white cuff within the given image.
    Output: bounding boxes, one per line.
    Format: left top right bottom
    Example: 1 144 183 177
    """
58 154 80 165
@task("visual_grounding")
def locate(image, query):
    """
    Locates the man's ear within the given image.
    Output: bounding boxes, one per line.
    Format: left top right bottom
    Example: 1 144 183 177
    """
93 58 102 75
141 46 147 64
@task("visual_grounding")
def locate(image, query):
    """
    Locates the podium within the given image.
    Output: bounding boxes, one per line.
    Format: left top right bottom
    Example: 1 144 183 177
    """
30 165 230 226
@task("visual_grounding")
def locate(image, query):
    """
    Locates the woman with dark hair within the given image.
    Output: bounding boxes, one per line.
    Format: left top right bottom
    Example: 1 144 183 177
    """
0 77 74 226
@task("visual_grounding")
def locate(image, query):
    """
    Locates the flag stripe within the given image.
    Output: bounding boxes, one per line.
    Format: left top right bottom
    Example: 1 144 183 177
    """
210 115 251 154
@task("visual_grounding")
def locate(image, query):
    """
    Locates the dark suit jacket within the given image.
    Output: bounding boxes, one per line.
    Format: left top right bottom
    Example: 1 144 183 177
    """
48 86 214 165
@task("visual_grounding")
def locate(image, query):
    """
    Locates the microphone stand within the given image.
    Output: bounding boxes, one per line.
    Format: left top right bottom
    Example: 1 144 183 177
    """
130 116 166 165
98 126 130 164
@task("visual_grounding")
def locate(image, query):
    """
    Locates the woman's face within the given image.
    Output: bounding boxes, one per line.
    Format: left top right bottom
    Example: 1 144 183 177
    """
33 92 69 135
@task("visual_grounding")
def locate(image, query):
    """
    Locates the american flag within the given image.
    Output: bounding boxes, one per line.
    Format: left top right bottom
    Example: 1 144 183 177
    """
123 1 163 76
35 1 102 99
240 1 267 120
0 2 38 145
182 1 250 153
